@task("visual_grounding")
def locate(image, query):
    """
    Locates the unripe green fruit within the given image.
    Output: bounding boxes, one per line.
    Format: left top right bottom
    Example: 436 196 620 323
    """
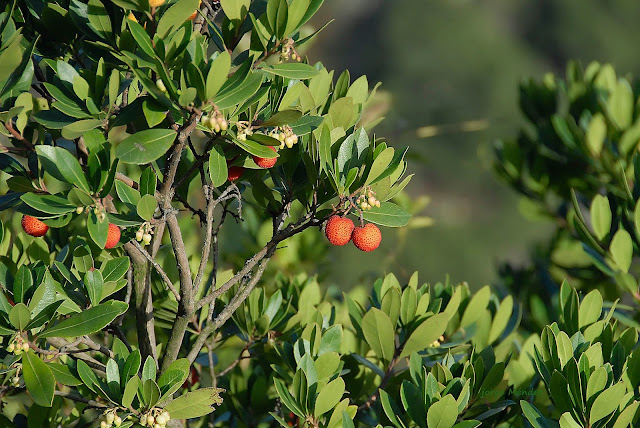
156 79 167 93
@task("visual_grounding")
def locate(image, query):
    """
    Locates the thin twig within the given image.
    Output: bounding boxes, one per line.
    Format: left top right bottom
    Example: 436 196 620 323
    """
131 240 181 301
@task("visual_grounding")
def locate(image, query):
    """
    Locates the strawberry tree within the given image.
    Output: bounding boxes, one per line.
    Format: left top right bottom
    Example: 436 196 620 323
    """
0 0 413 424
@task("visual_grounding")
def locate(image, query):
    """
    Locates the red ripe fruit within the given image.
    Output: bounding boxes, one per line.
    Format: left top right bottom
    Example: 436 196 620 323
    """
352 223 382 252
253 147 277 169
21 215 49 237
228 166 244 182
105 223 121 249
325 216 355 246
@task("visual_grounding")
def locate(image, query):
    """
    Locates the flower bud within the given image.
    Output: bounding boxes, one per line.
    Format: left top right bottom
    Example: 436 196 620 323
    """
114 416 122 427
368 197 376 205
136 230 144 241
106 413 115 424
7 343 14 353
161 412 170 421
285 136 295 148
375 200 381 208
220 120 228 131
147 416 155 425
101 422 108 428
214 123 221 133
22 342 29 352
143 233 152 245
76 206 84 214
12 376 19 386
156 415 166 425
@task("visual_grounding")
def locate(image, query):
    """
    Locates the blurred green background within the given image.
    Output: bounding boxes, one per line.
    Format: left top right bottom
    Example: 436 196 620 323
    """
301 0 640 288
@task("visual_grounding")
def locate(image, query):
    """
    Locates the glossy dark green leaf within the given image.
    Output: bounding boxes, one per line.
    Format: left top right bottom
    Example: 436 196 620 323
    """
22 350 55 407
163 387 224 419
39 301 128 338
209 145 228 187
84 269 103 307
36 146 90 193
156 0 199 38
9 303 30 330
13 265 32 304
115 129 177 165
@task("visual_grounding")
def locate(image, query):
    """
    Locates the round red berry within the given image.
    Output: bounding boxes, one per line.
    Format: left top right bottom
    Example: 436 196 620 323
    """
352 223 382 252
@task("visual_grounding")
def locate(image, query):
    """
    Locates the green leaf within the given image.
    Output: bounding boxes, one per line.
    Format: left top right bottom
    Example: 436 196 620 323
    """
460 285 491 328
214 73 263 110
20 193 77 215
260 110 303 128
579 290 603 328
361 308 395 363
48 362 82 386
22 350 55 407
365 147 394 185
142 355 156 382
140 167 157 197
137 194 157 221
489 296 513 343
589 382 627 424
259 63 320 80
362 202 411 227
115 129 177 165
141 378 161 408
122 375 139 408
158 359 190 399
590 195 611 241
314 377 345 417
399 313 449 358
116 180 141 205
39 301 128 338
163 387 224 419
88 210 109 248
128 19 155 58
9 303 31 330
36 146 90 193
610 229 633 272
586 113 606 156
379 389 407 428
206 51 231 100
87 0 113 41
426 395 458 428
13 265 33 304
61 119 102 140
520 401 551 428
266 0 288 38
220 0 250 21
142 99 167 128
84 269 103 307
234 136 280 158
608 79 634 129
209 145 228 187
156 0 200 38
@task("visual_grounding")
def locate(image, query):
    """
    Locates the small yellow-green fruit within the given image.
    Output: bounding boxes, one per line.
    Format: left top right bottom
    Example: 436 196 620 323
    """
155 79 167 93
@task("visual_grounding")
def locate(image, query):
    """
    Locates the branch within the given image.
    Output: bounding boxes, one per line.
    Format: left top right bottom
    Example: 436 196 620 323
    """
54 391 108 409
131 240 181 301
45 337 106 372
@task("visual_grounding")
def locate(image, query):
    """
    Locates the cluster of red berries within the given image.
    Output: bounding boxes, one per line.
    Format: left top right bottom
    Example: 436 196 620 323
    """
21 215 121 249
324 215 382 252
